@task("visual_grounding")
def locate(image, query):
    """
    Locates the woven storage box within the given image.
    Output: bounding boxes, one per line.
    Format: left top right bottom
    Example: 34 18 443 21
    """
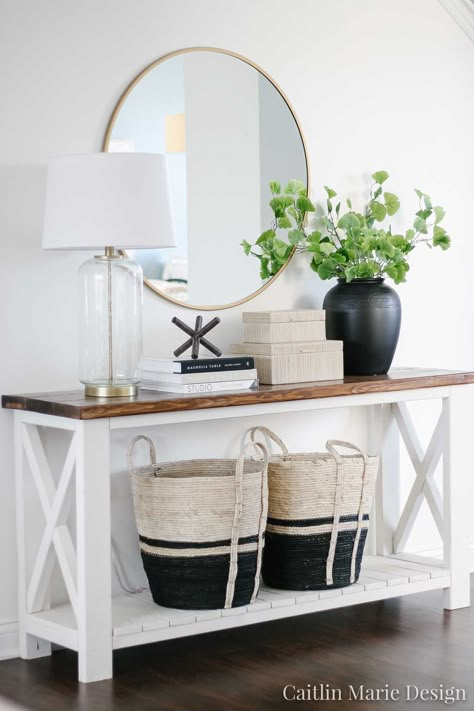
249 427 378 590
242 309 326 343
242 309 325 323
242 321 326 344
231 341 343 384
128 434 269 610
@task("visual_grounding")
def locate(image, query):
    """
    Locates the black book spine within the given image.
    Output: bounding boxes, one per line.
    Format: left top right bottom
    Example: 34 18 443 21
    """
177 357 254 374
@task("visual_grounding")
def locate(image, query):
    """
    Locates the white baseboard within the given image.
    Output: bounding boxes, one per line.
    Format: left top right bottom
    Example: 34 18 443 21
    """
0 621 19 661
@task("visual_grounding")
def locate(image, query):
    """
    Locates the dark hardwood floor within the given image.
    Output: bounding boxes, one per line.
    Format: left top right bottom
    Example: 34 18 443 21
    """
0 578 473 711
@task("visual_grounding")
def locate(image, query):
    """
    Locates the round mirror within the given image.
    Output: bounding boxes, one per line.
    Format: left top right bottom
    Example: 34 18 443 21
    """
103 48 308 310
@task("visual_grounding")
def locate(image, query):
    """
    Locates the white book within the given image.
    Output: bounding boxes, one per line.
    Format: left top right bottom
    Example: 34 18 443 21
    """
141 379 258 394
142 368 258 384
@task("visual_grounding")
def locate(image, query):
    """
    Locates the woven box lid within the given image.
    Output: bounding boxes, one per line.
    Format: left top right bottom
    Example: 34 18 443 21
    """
231 341 343 356
242 309 325 323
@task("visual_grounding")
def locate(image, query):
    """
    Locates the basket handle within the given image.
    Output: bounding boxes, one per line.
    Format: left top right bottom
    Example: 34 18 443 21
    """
248 426 289 457
326 440 367 463
325 439 369 586
224 439 269 609
127 435 157 474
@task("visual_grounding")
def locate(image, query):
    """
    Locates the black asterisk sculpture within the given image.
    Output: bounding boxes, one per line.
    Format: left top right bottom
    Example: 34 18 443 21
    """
172 316 223 360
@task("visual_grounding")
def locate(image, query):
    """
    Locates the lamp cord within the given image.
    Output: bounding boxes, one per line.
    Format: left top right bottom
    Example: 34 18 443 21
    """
111 536 148 595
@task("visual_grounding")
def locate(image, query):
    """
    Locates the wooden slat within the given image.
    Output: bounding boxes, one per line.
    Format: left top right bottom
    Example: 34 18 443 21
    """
136 591 200 627
110 594 169 636
342 583 365 595
3 369 474 420
361 567 409 586
295 591 320 604
357 575 388 591
246 599 272 612
380 555 447 579
364 559 429 582
258 587 297 608
221 606 247 617
318 588 343 599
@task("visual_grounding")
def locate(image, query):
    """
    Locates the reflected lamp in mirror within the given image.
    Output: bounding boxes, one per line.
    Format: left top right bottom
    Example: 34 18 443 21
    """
42 153 175 397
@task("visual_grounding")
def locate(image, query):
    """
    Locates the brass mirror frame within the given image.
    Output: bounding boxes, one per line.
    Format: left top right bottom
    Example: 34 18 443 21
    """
102 47 310 311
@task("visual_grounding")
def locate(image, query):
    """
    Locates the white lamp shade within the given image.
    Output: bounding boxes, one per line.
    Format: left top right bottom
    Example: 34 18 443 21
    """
42 153 176 250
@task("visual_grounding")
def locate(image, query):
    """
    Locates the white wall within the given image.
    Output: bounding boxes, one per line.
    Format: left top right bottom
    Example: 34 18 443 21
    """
185 52 261 304
0 0 473 654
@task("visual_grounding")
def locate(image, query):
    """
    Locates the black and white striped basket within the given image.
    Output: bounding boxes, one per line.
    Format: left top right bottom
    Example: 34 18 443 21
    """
128 434 269 610
249 427 379 591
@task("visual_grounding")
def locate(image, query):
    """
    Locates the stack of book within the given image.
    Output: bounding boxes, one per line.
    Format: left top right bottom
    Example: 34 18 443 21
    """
141 356 258 394
231 309 343 385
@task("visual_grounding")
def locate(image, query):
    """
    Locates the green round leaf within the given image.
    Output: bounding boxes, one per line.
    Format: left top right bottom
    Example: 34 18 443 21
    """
256 229 276 245
384 192 400 216
288 229 305 245
434 206 446 225
278 215 292 229
284 179 306 195
372 170 389 185
337 213 360 230
413 216 428 234
317 258 337 280
319 242 335 256
433 225 451 250
369 201 387 222
296 196 315 212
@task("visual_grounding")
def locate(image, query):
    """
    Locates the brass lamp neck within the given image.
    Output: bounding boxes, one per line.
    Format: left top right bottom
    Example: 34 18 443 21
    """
95 247 122 260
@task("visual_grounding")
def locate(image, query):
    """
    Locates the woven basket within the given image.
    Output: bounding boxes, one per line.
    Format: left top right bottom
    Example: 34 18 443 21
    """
249 427 379 591
128 434 269 610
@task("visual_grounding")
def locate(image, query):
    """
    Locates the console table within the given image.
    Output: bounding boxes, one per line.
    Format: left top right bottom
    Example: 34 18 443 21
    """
3 368 474 683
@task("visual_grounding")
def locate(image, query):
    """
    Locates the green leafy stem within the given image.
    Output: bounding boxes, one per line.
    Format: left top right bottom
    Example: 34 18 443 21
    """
242 172 450 285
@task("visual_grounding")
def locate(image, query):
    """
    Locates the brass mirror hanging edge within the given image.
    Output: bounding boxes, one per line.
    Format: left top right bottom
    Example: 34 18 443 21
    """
102 46 310 311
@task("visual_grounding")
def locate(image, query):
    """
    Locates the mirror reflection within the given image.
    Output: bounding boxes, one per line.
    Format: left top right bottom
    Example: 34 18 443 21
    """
105 50 307 308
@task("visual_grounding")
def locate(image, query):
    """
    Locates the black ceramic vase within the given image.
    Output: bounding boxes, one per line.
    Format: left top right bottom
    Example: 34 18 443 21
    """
323 278 401 376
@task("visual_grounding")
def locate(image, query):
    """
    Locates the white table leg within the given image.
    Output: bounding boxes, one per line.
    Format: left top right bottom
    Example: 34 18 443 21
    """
14 414 51 659
75 419 112 682
367 404 400 556
442 385 473 610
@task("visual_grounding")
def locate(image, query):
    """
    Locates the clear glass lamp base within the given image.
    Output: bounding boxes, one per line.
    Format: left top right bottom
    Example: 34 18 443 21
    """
78 250 143 399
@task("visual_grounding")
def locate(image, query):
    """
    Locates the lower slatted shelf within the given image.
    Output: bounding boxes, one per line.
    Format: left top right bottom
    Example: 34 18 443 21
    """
26 555 451 652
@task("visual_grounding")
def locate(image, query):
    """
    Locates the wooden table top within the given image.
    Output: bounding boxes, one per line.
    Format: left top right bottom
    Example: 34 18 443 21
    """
2 368 474 421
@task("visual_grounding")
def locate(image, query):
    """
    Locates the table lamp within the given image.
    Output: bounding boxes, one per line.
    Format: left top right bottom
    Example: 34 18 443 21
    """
43 153 175 397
